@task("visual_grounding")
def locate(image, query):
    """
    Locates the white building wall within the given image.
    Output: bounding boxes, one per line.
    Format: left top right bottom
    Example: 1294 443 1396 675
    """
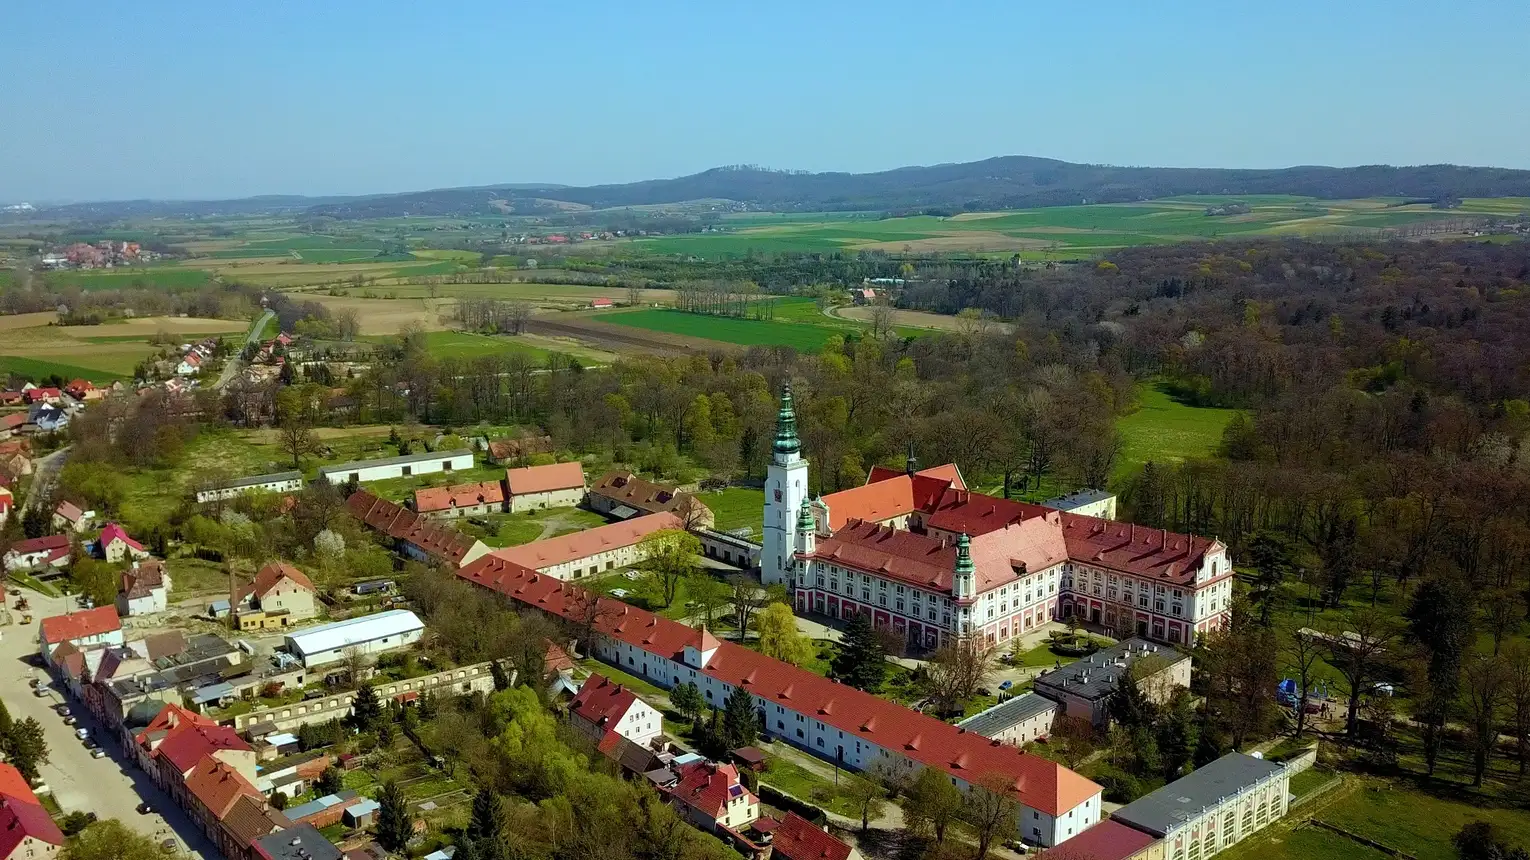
762 455 808 587
321 452 475 485
508 486 584 513
293 627 423 668
196 478 304 504
540 542 651 580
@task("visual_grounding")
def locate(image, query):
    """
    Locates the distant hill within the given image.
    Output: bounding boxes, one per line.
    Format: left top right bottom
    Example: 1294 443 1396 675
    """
17 156 1530 221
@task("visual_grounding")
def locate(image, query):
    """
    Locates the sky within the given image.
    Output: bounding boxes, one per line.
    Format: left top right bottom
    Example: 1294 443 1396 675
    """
2 0 1527 202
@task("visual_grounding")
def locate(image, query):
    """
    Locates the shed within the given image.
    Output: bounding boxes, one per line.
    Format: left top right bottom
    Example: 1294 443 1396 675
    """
344 798 380 828
731 746 767 772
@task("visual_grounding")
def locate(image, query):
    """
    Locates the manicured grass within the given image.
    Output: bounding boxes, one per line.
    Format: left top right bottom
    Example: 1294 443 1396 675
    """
1113 382 1239 482
1289 767 1336 799
467 506 613 548
0 354 132 382
698 486 765 536
600 308 847 352
759 752 863 818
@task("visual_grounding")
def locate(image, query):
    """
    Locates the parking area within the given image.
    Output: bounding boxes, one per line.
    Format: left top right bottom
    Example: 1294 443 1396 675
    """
0 587 216 859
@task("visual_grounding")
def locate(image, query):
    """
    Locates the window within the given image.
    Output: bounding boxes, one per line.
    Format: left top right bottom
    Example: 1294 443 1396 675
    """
879 595 887 607
442 460 453 471
401 465 412 476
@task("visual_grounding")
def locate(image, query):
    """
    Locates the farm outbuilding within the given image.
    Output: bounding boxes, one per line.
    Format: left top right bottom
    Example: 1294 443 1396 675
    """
282 610 424 668
317 449 475 485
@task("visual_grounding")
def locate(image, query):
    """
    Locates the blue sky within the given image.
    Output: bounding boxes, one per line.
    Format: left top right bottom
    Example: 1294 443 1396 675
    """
2 0 1526 201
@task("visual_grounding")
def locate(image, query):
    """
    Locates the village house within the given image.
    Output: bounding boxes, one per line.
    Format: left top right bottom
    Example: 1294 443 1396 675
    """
0 443 32 477
39 606 124 666
769 813 860 860
97 522 151 563
52 500 96 533
764 385 1233 650
118 558 172 616
956 692 1060 746
182 756 264 846
487 511 683 580
26 404 69 434
22 388 61 406
505 461 586 512
3 534 71 574
588 470 714 528
234 562 319 628
414 480 505 519
667 761 760 834
567 673 664 750
0 763 65 860
0 413 27 441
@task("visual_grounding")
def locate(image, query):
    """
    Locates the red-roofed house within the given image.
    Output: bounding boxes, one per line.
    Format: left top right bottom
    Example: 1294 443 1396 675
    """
98 522 151 563
0 763 65 860
39 606 122 663
0 413 26 441
153 722 258 808
488 511 683 580
133 703 218 770
455 554 1104 848
771 812 859 860
2 534 71 574
345 491 492 569
235 562 318 624
182 756 264 843
590 297 614 309
51 500 95 533
504 462 586 512
568 673 662 749
414 480 505 518
762 381 1231 647
23 388 61 405
667 762 759 833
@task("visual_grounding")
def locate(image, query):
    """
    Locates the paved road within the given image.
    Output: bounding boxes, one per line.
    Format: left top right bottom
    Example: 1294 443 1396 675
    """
19 447 70 512
0 588 215 858
215 308 275 390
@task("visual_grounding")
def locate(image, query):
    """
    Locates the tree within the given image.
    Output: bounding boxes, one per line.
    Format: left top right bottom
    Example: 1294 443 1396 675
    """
639 529 701 608
375 780 414 852
902 766 964 847
728 575 771 635
722 685 760 750
6 717 48 782
844 774 886 833
341 646 373 688
468 785 505 844
1407 576 1475 775
68 819 180 860
831 613 888 691
1247 532 1292 627
671 682 704 722
924 637 999 716
1052 716 1097 769
688 572 730 627
316 766 344 795
1461 653 1508 786
0 697 12 756
754 603 813 665
276 419 319 470
1283 628 1324 739
348 683 383 733
69 558 118 609
1107 665 1152 730
1323 608 1398 739
1506 642 1530 780
964 772 1021 860
490 660 511 692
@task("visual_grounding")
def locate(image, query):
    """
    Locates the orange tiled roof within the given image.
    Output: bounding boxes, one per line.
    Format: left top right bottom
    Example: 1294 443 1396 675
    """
39 605 119 644
489 512 682 570
184 756 261 820
414 480 505 513
505 462 585 495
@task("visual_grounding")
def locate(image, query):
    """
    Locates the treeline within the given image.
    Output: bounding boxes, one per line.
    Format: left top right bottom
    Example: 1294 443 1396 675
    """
0 277 255 319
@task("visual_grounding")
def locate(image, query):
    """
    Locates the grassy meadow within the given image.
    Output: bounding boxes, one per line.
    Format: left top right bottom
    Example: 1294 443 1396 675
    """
1114 382 1239 481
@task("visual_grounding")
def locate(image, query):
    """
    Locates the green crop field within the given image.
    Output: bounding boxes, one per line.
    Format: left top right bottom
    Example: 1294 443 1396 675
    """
1114 382 1239 483
359 330 554 362
36 267 217 291
599 308 852 352
0 355 132 383
617 196 1527 259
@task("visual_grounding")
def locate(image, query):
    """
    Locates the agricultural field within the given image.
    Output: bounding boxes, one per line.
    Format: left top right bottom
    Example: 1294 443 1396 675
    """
1114 382 1240 482
194 234 410 263
622 196 1529 259
595 307 847 352
0 314 247 382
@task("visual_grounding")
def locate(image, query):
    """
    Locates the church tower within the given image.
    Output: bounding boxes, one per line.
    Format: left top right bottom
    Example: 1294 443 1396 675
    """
953 532 975 601
762 382 809 586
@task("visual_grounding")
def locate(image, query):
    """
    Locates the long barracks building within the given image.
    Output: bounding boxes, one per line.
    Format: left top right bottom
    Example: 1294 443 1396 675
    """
763 384 1235 648
456 554 1103 846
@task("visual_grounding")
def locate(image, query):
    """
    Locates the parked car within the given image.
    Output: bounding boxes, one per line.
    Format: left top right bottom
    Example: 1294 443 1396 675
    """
52 704 69 715
90 748 107 759
73 728 89 740
32 687 47 698
82 739 97 750
136 802 153 815
62 716 76 726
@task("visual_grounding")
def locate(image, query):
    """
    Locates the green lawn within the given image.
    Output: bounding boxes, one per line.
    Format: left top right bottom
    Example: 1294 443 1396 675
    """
360 462 506 504
698 486 765 535
759 752 864 818
0 355 133 383
360 330 555 363
465 506 612 548
1113 382 1239 482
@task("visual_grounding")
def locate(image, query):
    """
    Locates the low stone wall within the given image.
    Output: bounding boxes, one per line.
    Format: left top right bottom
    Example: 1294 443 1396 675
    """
227 662 497 733
1281 745 1319 775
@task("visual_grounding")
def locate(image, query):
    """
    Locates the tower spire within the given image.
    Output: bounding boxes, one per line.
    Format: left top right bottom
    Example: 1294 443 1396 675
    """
905 438 919 477
773 381 801 456
955 532 974 577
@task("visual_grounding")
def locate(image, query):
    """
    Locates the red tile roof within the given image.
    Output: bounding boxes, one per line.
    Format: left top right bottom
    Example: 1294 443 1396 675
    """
135 704 217 749
1060 513 1217 585
772 813 853 860
865 463 966 489
1052 819 1157 860
817 471 957 530
54 500 86 524
99 522 145 552
457 555 1101 816
121 559 168 599
490 512 683 570
241 561 316 601
570 673 642 729
0 794 65 855
505 462 585 495
414 480 505 513
0 765 32 802
154 722 251 775
0 414 24 432
589 471 711 521
346 491 485 566
50 642 85 679
39 605 120 644
221 794 288 845
184 756 261 820
669 762 755 820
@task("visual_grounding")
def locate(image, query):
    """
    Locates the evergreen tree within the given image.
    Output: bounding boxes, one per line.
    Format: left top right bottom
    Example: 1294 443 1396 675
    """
831 613 887 691
1107 667 1151 730
670 681 703 722
375 780 414 852
722 686 760 749
468 786 504 842
0 696 13 757
698 708 729 759
490 660 511 692
349 683 383 733
6 718 48 782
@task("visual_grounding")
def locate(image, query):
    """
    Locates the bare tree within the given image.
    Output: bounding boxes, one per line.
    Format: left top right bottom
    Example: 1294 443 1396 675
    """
728 575 770 636
1323 609 1398 738
964 772 1021 860
1283 631 1324 738
924 637 999 716
1506 642 1530 780
868 301 895 341
626 283 644 308
341 646 373 687
1462 653 1508 786
277 419 319 470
